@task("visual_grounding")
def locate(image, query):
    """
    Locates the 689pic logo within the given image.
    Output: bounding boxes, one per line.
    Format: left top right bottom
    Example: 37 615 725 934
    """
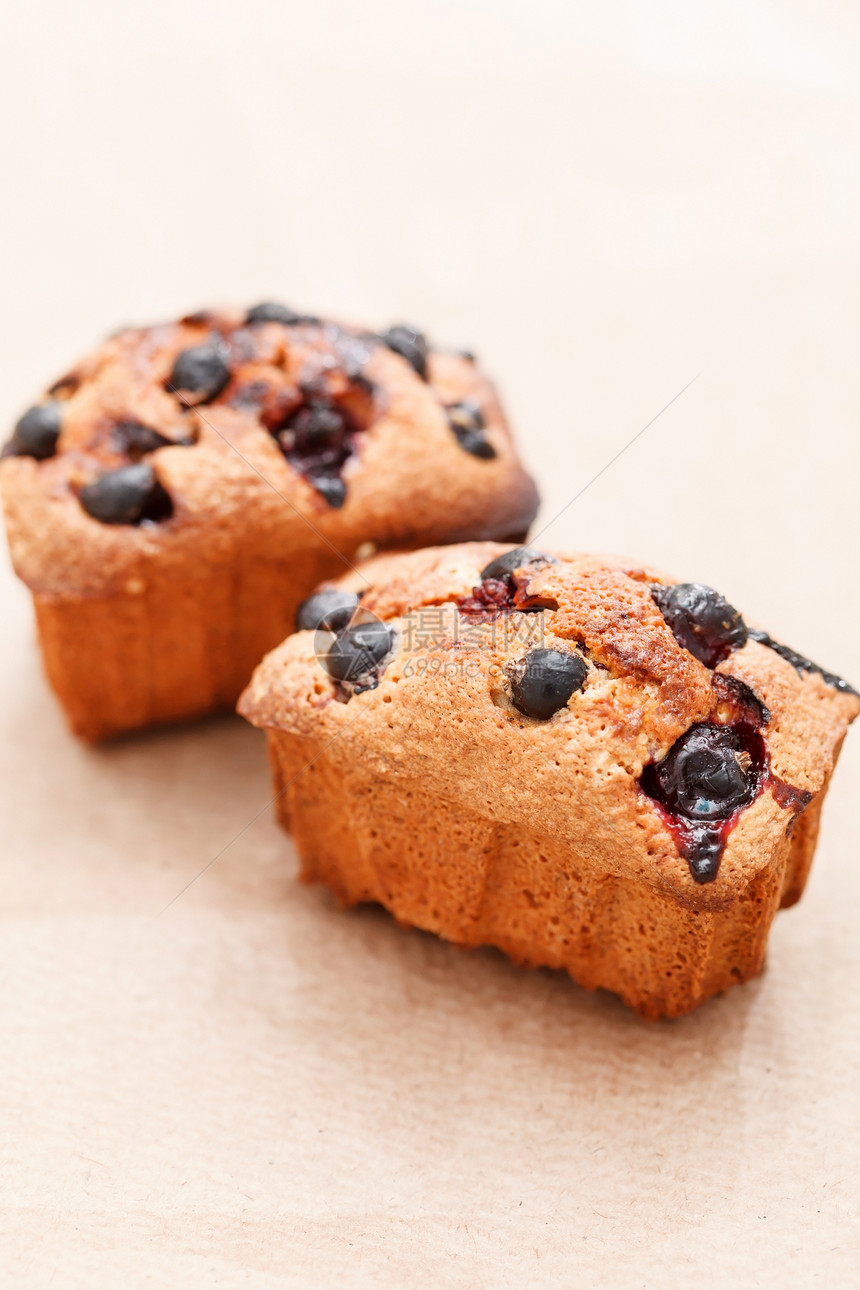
298 588 394 695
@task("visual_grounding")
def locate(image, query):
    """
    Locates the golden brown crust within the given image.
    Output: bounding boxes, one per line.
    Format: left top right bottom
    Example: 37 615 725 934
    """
239 542 859 1017
1 312 538 738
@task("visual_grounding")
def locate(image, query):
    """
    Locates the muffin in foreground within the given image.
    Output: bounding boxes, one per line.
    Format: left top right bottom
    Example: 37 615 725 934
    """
0 307 537 741
238 542 858 1019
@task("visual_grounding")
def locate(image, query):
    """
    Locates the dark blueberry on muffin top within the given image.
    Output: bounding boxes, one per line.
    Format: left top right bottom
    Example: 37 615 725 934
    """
112 419 175 459
325 620 393 685
510 648 588 720
246 302 303 325
747 628 858 696
168 345 230 403
480 547 553 582
245 302 320 326
379 324 429 379
641 723 763 822
651 583 747 668
79 463 173 525
4 404 62 460
295 589 359 634
446 401 497 460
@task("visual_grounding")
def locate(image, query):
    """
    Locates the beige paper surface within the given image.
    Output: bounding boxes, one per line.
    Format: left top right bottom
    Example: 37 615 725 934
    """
2 3 859 1285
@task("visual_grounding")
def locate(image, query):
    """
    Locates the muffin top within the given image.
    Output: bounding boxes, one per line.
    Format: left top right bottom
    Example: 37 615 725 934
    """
239 542 859 905
0 307 538 596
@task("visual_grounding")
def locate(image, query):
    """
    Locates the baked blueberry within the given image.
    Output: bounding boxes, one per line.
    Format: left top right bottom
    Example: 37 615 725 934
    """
295 589 359 634
325 620 393 684
277 399 356 508
684 828 725 884
5 404 62 460
480 546 553 581
712 673 770 729
458 431 496 459
641 723 762 822
379 324 429 379
112 419 174 459
640 723 768 883
79 463 173 525
245 302 321 327
307 473 347 509
289 402 346 446
246 302 303 325
168 344 230 403
510 647 588 720
446 401 497 460
747 628 858 697
651 582 748 668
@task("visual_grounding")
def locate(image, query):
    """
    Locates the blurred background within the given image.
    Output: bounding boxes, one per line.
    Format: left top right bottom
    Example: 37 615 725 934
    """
3 3 860 1287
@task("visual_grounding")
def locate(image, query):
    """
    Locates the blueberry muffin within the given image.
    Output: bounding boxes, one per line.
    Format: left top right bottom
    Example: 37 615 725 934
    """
0 308 537 740
238 543 859 1019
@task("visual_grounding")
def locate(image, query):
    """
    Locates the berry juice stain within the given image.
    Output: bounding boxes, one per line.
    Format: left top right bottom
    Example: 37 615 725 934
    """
640 719 812 883
458 548 555 620
275 399 359 509
768 776 813 821
457 576 517 618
